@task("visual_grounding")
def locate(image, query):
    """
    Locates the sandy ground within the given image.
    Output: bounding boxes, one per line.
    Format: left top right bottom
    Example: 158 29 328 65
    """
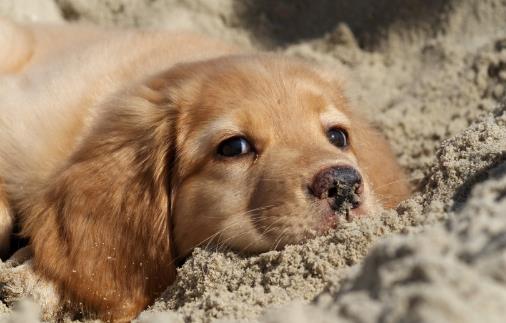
0 0 505 322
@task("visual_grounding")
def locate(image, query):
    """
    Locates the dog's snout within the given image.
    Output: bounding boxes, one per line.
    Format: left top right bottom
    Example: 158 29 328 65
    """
310 166 362 202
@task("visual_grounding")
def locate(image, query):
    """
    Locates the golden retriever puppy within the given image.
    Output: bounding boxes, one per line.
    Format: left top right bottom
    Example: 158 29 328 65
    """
0 18 410 322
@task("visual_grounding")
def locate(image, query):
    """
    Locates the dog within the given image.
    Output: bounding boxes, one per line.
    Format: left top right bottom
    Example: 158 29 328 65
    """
0 18 410 322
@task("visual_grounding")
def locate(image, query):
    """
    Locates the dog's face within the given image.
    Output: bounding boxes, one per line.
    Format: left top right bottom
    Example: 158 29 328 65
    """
168 55 409 256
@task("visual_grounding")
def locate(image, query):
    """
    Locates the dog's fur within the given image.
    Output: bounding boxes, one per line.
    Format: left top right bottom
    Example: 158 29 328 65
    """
0 19 410 321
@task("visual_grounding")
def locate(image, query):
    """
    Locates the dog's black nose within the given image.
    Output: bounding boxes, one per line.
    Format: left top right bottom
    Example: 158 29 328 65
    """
310 166 362 209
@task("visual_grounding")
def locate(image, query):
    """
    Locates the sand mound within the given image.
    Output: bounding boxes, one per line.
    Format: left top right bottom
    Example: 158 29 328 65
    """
0 0 505 322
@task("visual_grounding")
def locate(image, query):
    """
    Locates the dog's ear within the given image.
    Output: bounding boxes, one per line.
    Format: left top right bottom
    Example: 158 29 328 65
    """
350 115 411 208
19 70 194 321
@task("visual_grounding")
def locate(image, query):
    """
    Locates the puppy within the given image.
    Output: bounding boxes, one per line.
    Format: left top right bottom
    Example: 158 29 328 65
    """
0 19 410 322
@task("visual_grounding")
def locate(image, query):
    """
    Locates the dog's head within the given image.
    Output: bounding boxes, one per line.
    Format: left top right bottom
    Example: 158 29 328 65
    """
26 54 410 320
167 55 410 255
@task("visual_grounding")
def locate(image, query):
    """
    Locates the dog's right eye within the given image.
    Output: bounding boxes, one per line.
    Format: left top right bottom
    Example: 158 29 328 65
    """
217 136 252 157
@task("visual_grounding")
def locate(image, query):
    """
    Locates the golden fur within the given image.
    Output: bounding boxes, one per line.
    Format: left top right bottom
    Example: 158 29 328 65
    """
0 19 410 322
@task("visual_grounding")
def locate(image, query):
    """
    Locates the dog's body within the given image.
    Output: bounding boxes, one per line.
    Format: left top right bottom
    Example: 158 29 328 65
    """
0 19 410 321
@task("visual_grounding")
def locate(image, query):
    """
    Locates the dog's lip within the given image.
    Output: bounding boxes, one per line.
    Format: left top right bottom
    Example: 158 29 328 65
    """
317 199 366 234
317 214 343 235
317 205 342 234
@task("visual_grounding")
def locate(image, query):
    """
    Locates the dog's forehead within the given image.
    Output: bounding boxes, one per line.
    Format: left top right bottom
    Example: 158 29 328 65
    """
188 58 349 127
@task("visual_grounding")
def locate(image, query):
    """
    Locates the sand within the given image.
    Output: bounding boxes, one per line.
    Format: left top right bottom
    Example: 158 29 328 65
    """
0 0 505 322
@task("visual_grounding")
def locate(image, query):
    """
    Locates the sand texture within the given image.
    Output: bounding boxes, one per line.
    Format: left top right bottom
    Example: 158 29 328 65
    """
0 0 505 322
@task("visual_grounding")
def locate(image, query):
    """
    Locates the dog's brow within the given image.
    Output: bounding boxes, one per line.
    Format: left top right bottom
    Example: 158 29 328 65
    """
195 117 241 147
320 106 351 128
207 117 242 134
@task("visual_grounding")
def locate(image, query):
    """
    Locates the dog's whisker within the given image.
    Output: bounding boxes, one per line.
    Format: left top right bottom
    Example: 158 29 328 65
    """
372 177 419 191
197 206 275 250
210 211 286 251
237 216 288 253
272 227 290 251
259 215 285 236
199 220 243 250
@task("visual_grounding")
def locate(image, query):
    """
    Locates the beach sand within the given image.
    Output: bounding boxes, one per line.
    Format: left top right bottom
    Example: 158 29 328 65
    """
0 1 505 322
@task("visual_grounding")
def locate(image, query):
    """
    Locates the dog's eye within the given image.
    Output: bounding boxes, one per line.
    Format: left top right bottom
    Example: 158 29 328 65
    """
327 128 348 148
217 136 252 157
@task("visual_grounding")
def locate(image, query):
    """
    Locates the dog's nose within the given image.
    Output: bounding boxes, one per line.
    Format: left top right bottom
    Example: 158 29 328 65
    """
310 166 362 209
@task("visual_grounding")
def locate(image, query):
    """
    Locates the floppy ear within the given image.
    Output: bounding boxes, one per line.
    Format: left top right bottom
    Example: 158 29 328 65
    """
351 115 411 208
19 73 186 321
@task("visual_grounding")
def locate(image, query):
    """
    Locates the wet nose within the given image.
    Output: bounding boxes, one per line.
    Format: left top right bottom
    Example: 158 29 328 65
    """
310 166 362 208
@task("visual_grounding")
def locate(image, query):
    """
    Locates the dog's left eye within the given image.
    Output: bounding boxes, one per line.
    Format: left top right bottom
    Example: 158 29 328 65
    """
217 136 252 157
327 128 348 148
